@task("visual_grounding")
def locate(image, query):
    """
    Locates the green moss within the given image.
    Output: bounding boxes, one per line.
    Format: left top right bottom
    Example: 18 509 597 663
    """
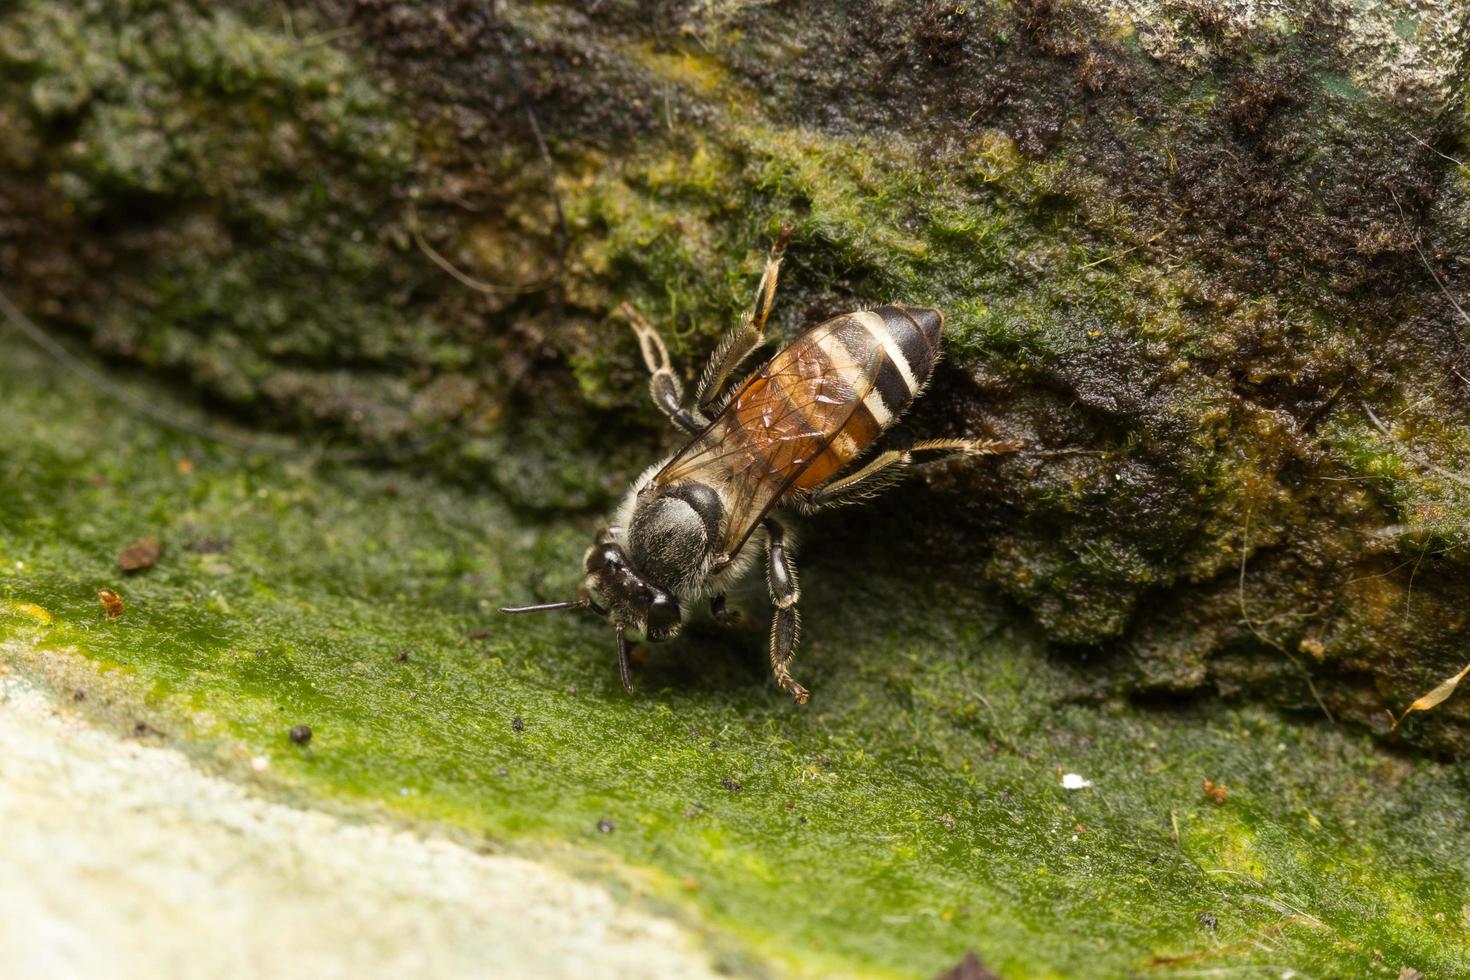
4 338 1468 977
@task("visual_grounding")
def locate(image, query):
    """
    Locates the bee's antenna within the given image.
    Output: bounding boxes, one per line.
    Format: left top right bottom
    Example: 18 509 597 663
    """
615 625 634 694
499 599 589 614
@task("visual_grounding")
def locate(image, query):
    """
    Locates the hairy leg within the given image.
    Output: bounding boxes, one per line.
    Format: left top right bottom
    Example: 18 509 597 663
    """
763 517 808 704
620 301 706 436
694 226 792 413
796 438 1022 512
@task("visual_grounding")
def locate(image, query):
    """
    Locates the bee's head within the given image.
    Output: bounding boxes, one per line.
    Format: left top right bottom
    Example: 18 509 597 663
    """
499 526 680 694
581 533 683 642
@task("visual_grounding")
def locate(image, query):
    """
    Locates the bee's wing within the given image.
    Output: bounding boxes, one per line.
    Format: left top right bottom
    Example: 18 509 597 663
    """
656 315 882 556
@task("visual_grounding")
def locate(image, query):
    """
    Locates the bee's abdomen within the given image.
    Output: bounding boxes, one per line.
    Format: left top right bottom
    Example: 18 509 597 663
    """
789 305 942 489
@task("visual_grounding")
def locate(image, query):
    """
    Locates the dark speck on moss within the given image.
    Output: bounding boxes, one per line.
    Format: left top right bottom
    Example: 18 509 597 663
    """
932 951 1000 980
721 778 741 792
289 725 312 745
511 717 523 732
596 819 614 834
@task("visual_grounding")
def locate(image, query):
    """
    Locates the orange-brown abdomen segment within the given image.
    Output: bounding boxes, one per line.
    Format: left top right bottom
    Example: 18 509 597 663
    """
768 305 942 489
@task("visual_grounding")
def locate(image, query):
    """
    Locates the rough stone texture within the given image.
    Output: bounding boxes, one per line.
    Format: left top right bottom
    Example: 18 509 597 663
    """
0 670 724 980
2 340 1467 978
2 0 1469 748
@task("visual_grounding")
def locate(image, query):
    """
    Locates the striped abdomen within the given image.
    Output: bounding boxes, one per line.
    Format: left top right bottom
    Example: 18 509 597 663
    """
728 304 942 491
652 304 943 554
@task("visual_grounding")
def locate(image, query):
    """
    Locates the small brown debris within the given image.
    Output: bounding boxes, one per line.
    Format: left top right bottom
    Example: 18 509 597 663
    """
1298 636 1326 662
117 537 162 573
511 717 524 732
132 720 163 738
596 819 614 833
72 690 86 702
289 725 313 745
396 650 411 662
932 951 999 980
1202 778 1229 804
721 777 742 792
97 588 124 620
176 457 194 475
465 627 492 639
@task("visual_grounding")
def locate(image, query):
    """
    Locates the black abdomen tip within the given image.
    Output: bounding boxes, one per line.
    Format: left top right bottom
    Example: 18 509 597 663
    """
898 306 943 347
872 305 941 384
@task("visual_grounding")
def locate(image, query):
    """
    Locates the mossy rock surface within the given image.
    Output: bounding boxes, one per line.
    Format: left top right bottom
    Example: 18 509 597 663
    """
2 6 1470 972
4 337 1470 977
4 0 1469 747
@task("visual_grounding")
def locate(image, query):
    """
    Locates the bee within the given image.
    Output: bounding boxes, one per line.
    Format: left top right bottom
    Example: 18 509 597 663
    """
502 228 1018 702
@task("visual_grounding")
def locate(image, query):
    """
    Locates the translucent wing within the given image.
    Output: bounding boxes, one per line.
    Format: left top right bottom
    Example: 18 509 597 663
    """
656 315 883 555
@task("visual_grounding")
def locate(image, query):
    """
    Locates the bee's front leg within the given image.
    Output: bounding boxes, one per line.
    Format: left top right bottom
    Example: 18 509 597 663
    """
762 517 809 705
710 594 743 627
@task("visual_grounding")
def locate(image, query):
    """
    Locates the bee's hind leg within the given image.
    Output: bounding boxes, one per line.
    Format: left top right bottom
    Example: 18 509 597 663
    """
620 302 707 436
694 226 792 414
795 438 1022 512
762 517 809 705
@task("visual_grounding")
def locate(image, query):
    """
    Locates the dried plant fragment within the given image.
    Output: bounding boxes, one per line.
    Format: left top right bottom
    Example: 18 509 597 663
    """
1392 660 1470 730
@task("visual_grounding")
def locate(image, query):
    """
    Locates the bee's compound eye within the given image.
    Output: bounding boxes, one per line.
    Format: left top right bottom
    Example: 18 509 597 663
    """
585 544 625 573
646 591 680 636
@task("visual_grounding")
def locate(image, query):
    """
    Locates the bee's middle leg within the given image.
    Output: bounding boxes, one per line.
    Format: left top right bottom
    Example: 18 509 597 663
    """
620 301 706 436
763 517 809 704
